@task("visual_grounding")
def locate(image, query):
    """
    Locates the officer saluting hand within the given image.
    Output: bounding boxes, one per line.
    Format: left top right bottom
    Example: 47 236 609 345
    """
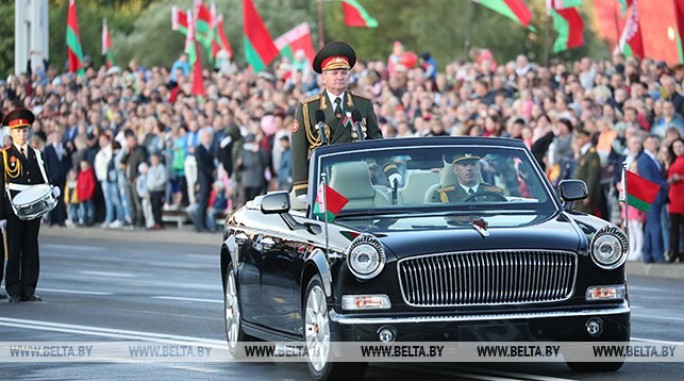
291 41 393 197
0 109 54 303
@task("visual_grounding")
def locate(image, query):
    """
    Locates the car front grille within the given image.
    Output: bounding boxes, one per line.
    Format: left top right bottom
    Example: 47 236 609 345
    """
398 250 577 307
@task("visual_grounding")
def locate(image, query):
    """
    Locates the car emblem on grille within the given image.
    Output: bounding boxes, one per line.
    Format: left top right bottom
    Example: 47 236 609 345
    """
472 218 489 238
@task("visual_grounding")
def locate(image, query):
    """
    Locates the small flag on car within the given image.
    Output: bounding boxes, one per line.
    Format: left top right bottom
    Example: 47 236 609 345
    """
314 184 349 221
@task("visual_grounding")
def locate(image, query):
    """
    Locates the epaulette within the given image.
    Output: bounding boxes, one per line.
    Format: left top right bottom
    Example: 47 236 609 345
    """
589 147 596 153
349 91 371 101
482 185 503 193
438 185 456 192
300 93 321 104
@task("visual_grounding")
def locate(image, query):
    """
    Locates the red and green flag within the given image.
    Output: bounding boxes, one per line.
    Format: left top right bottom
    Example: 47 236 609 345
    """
274 23 316 64
243 0 279 72
625 170 660 212
548 2 585 53
172 6 189 35
473 0 534 29
211 14 233 59
342 0 378 28
102 17 114 68
616 0 644 59
66 0 85 76
191 38 206 101
184 9 198 66
195 0 214 51
314 184 349 221
676 0 684 63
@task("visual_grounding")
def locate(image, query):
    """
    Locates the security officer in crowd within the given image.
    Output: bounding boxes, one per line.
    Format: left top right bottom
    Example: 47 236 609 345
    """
571 127 602 215
432 154 505 202
0 109 56 303
291 41 393 197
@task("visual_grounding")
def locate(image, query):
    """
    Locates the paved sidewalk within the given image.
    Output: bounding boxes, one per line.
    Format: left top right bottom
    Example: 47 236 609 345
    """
39 225 684 280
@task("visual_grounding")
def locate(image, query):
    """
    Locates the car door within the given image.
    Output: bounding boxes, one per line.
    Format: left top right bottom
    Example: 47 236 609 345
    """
258 232 300 334
234 229 266 324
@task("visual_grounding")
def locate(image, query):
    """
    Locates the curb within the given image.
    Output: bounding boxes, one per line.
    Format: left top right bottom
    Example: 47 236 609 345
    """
40 225 223 246
626 261 684 280
39 226 684 280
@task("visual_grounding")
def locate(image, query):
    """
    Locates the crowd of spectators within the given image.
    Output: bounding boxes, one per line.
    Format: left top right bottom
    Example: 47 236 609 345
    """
1 46 683 262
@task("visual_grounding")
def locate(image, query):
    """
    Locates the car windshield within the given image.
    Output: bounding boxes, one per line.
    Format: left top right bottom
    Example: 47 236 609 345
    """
311 143 558 219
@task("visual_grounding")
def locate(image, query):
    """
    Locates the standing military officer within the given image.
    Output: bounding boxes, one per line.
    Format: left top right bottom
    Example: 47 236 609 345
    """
0 109 55 303
571 127 602 215
291 41 391 197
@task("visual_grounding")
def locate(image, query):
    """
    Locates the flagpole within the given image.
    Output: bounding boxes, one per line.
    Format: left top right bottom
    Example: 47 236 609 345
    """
621 162 630 246
317 0 325 49
321 172 330 256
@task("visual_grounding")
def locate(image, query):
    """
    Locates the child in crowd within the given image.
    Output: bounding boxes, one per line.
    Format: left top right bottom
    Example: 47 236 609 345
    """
76 160 96 226
621 161 645 261
136 162 155 229
64 169 80 226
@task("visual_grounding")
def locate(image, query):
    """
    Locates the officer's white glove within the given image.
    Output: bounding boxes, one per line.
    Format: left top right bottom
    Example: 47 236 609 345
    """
51 186 61 198
388 173 402 188
0 219 6 232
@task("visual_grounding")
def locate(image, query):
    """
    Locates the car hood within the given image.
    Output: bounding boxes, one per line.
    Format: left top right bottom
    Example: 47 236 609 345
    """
371 213 584 259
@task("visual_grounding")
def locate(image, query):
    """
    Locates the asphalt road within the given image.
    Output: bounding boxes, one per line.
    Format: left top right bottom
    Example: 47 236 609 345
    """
0 233 682 381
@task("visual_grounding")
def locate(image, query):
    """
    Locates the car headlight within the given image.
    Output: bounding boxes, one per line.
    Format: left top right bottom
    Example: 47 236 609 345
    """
347 234 385 280
589 226 628 269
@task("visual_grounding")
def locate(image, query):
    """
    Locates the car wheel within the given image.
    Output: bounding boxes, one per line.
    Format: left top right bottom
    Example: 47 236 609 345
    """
225 264 255 358
304 275 367 381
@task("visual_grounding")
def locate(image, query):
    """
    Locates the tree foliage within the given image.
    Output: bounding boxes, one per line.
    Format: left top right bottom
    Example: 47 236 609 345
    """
1 0 611 78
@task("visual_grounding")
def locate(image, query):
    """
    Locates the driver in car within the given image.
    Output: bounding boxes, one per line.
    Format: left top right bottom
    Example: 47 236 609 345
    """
432 154 505 202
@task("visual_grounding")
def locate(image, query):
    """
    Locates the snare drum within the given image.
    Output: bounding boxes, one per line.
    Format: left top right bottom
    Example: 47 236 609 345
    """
11 184 58 221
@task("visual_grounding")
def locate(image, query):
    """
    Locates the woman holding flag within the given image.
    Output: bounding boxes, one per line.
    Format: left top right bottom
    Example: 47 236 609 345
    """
667 138 684 262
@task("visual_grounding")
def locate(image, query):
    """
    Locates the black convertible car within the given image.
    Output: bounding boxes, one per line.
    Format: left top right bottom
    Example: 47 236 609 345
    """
220 137 630 380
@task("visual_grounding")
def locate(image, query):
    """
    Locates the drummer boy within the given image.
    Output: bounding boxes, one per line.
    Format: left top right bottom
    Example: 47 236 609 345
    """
0 108 58 303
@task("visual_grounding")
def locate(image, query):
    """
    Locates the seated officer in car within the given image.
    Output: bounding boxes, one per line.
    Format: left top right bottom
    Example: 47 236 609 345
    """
432 154 505 202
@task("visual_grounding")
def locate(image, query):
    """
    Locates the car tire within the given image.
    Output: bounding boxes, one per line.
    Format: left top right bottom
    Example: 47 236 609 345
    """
225 264 257 359
304 275 368 381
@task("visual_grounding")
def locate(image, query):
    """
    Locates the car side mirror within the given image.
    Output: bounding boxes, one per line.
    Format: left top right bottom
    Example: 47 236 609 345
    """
559 180 588 202
261 192 290 214
261 191 315 232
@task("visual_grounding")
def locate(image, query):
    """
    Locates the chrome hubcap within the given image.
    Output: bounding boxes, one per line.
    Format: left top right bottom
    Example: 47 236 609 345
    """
225 270 240 348
305 285 330 371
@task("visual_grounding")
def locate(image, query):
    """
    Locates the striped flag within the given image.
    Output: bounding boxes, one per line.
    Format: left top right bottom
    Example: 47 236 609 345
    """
274 23 316 64
625 170 660 212
243 0 279 72
102 17 114 67
342 0 378 28
66 0 85 76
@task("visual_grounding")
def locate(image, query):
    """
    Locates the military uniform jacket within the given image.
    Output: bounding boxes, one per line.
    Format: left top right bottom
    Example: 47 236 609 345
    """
572 146 601 214
0 145 50 220
432 182 504 203
291 90 381 196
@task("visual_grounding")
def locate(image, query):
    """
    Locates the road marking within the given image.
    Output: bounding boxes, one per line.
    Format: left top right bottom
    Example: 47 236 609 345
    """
43 244 106 252
79 271 135 278
164 365 221 373
380 364 577 381
632 313 684 323
0 318 226 348
632 336 684 345
39 288 113 296
152 296 223 304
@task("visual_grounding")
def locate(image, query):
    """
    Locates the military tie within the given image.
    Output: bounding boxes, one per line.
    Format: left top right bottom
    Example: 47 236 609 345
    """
20 147 26 159
334 98 342 119
468 188 475 195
